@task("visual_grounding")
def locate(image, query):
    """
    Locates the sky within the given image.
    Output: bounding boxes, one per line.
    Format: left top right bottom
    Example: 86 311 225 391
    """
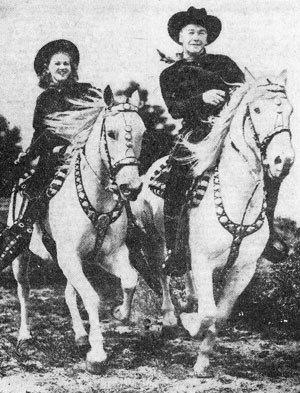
0 0 299 223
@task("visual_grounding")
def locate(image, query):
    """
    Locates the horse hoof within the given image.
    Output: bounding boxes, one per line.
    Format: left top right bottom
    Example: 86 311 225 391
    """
112 306 129 323
194 356 213 378
179 298 198 313
194 367 214 379
86 360 107 375
16 337 34 351
180 312 200 337
76 336 90 357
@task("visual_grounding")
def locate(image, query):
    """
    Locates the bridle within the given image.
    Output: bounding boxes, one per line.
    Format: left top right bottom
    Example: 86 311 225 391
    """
244 84 292 161
245 106 292 161
230 84 292 175
100 102 140 186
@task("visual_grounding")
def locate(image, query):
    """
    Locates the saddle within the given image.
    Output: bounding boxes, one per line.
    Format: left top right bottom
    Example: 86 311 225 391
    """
149 157 211 207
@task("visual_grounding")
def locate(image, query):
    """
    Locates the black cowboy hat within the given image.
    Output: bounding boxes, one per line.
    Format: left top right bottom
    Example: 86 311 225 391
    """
34 39 80 76
168 7 222 45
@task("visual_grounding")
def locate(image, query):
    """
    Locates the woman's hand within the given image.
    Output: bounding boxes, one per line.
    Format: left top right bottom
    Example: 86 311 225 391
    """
202 89 225 106
14 152 28 165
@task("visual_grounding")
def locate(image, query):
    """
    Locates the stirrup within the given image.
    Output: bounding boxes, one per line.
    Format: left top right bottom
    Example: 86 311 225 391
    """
262 234 289 263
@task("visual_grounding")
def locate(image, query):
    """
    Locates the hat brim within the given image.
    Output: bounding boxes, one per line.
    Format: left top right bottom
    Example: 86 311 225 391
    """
34 39 80 76
168 11 221 45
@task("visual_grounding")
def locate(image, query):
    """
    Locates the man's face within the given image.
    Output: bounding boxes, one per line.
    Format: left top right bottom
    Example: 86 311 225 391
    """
179 24 208 56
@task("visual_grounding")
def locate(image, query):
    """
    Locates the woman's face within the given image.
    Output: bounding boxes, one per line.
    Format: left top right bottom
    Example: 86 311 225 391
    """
48 52 72 85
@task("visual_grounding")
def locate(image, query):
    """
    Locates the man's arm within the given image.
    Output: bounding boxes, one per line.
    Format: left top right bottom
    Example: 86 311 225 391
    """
160 68 226 119
160 68 208 119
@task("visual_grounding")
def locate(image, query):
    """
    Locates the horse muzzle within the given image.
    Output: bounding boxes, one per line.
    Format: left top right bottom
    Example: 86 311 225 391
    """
119 182 143 201
265 129 295 180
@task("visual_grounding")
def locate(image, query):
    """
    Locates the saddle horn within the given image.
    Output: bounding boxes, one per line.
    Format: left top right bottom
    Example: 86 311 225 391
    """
278 69 287 85
104 85 114 107
129 90 141 109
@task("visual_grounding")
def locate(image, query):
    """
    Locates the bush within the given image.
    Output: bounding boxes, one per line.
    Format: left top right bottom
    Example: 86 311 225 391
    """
231 218 300 336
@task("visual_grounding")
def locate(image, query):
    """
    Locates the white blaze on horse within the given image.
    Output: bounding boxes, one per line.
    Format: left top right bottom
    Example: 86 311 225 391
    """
9 86 146 374
132 70 294 376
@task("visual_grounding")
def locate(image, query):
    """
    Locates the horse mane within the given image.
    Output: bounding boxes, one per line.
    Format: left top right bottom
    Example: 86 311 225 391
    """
179 83 250 177
44 88 105 151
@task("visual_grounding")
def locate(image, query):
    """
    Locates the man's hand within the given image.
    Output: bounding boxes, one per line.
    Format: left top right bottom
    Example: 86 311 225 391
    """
202 89 225 106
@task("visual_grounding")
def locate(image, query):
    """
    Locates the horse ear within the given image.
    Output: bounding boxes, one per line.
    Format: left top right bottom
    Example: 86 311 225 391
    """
244 67 256 82
278 69 287 85
129 90 141 108
104 85 114 106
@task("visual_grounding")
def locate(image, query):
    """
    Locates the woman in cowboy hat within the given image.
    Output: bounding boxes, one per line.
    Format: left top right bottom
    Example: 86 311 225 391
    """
16 39 100 200
0 40 100 268
160 7 286 274
20 40 95 169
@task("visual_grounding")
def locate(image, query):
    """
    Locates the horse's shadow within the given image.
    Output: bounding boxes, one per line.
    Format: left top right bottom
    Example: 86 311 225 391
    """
102 325 300 380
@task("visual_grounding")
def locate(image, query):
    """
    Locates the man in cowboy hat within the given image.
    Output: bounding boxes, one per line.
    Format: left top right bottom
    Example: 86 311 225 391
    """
160 7 286 274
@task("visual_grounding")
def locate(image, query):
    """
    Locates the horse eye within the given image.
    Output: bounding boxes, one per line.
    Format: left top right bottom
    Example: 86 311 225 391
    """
254 107 261 114
107 130 116 140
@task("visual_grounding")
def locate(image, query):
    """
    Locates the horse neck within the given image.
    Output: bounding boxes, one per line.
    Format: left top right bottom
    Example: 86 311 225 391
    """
217 106 265 223
82 114 116 210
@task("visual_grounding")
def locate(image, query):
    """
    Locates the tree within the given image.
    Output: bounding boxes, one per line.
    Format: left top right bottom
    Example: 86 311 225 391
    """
0 115 22 197
116 81 176 174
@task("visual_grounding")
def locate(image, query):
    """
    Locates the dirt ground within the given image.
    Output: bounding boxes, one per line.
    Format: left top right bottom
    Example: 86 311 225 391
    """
0 273 300 393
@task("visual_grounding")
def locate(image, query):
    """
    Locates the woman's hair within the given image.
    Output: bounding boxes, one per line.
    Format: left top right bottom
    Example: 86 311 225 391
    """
38 52 79 89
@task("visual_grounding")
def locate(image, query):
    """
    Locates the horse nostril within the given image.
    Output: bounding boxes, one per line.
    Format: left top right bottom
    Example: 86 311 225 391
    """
119 183 142 200
274 156 282 165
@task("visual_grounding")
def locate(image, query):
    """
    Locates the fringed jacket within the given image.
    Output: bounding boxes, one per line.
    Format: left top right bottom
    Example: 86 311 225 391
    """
28 81 94 161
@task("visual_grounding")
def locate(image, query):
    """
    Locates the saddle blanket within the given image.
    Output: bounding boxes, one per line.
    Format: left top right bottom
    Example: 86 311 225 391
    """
149 161 212 208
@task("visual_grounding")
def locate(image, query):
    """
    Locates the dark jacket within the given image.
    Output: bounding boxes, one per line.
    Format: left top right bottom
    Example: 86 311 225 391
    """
28 81 94 160
160 50 244 132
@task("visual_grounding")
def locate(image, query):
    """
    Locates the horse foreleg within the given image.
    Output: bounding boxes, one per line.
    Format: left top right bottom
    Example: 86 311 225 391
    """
65 280 89 351
179 270 198 313
216 248 258 327
104 245 137 323
194 245 259 377
12 253 32 343
57 247 106 374
180 253 219 377
160 274 177 327
181 256 216 338
145 231 177 328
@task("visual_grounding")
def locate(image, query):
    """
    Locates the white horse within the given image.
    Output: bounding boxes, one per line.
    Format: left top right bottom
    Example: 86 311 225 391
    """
132 70 295 376
9 87 146 374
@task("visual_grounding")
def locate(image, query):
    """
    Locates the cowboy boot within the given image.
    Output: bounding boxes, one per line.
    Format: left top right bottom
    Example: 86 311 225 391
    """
262 176 289 262
0 187 45 273
0 218 33 272
162 159 192 276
